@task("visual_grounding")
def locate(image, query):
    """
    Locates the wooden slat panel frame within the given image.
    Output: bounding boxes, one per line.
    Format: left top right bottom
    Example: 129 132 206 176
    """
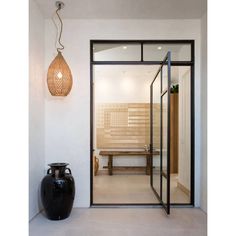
96 103 160 149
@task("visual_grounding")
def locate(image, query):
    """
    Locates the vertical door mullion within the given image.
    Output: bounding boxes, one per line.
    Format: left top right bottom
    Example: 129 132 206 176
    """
150 83 153 187
167 51 171 214
160 69 163 201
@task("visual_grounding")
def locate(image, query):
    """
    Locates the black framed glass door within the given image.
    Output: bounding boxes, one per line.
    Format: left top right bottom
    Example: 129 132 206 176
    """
91 40 194 207
150 52 171 214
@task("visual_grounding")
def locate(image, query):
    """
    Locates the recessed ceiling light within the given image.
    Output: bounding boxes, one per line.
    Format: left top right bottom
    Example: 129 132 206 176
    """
157 46 162 50
123 46 127 50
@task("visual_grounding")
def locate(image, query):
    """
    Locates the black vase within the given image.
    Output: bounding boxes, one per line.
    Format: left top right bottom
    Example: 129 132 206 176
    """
41 163 75 220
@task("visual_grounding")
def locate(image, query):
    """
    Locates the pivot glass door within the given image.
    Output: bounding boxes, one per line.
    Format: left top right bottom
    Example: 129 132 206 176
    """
150 52 171 214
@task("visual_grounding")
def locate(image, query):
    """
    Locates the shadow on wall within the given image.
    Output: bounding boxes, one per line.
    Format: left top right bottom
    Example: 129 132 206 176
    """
37 182 43 214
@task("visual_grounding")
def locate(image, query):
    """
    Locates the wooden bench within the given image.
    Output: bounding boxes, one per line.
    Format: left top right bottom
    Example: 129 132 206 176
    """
99 150 160 175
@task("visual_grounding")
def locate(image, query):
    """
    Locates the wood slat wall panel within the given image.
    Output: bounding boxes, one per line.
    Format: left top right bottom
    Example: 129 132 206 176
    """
96 103 160 149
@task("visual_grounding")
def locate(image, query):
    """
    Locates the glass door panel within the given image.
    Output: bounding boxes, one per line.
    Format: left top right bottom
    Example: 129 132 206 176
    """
162 65 168 93
143 43 191 61
150 52 171 214
151 73 161 196
162 92 168 176
161 89 170 213
93 43 141 61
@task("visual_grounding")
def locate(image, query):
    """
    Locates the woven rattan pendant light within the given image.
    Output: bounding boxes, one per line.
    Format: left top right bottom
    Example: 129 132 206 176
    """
47 1 72 96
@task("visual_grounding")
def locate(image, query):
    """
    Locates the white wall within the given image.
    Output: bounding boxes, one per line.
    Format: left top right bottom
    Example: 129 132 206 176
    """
44 19 202 207
95 67 154 104
178 68 191 191
29 0 45 220
200 12 207 213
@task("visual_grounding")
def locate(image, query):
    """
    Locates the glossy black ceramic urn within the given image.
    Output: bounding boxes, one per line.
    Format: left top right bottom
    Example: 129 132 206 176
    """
41 163 75 220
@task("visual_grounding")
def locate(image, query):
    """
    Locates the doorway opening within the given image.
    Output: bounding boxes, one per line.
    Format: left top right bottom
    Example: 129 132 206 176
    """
90 40 194 212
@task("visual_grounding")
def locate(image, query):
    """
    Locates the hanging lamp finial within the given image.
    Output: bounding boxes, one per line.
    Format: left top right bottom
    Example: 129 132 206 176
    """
55 1 65 10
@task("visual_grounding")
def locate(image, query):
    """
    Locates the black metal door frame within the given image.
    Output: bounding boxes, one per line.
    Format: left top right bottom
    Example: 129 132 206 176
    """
150 52 171 214
90 40 195 207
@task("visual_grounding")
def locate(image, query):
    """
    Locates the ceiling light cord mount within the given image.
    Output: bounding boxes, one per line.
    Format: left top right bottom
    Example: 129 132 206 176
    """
55 1 65 52
47 1 73 97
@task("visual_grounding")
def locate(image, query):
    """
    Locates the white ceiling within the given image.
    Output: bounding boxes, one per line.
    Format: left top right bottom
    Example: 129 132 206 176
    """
34 0 207 19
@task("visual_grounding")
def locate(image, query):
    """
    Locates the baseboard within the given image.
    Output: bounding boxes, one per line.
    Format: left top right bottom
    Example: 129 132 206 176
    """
29 208 43 222
177 182 190 197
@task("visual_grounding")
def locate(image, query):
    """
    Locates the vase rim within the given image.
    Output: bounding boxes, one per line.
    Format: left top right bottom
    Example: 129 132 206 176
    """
48 163 69 167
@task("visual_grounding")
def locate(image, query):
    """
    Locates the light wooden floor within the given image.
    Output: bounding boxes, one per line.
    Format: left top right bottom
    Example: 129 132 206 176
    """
93 174 190 204
29 208 207 236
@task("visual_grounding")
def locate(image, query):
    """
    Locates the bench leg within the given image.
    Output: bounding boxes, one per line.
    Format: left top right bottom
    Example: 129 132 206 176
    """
94 157 99 176
108 155 113 175
146 155 151 175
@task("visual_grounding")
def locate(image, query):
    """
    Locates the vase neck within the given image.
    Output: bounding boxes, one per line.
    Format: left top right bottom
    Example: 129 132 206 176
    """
50 166 66 177
48 163 68 178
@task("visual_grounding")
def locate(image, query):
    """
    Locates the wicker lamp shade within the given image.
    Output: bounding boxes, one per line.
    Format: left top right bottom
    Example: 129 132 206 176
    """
47 52 73 96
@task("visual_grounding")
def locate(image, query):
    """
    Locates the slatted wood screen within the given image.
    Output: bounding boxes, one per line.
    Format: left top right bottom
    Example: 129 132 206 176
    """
96 103 160 149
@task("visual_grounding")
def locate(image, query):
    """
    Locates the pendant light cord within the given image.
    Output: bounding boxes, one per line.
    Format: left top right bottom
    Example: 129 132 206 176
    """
53 5 64 52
